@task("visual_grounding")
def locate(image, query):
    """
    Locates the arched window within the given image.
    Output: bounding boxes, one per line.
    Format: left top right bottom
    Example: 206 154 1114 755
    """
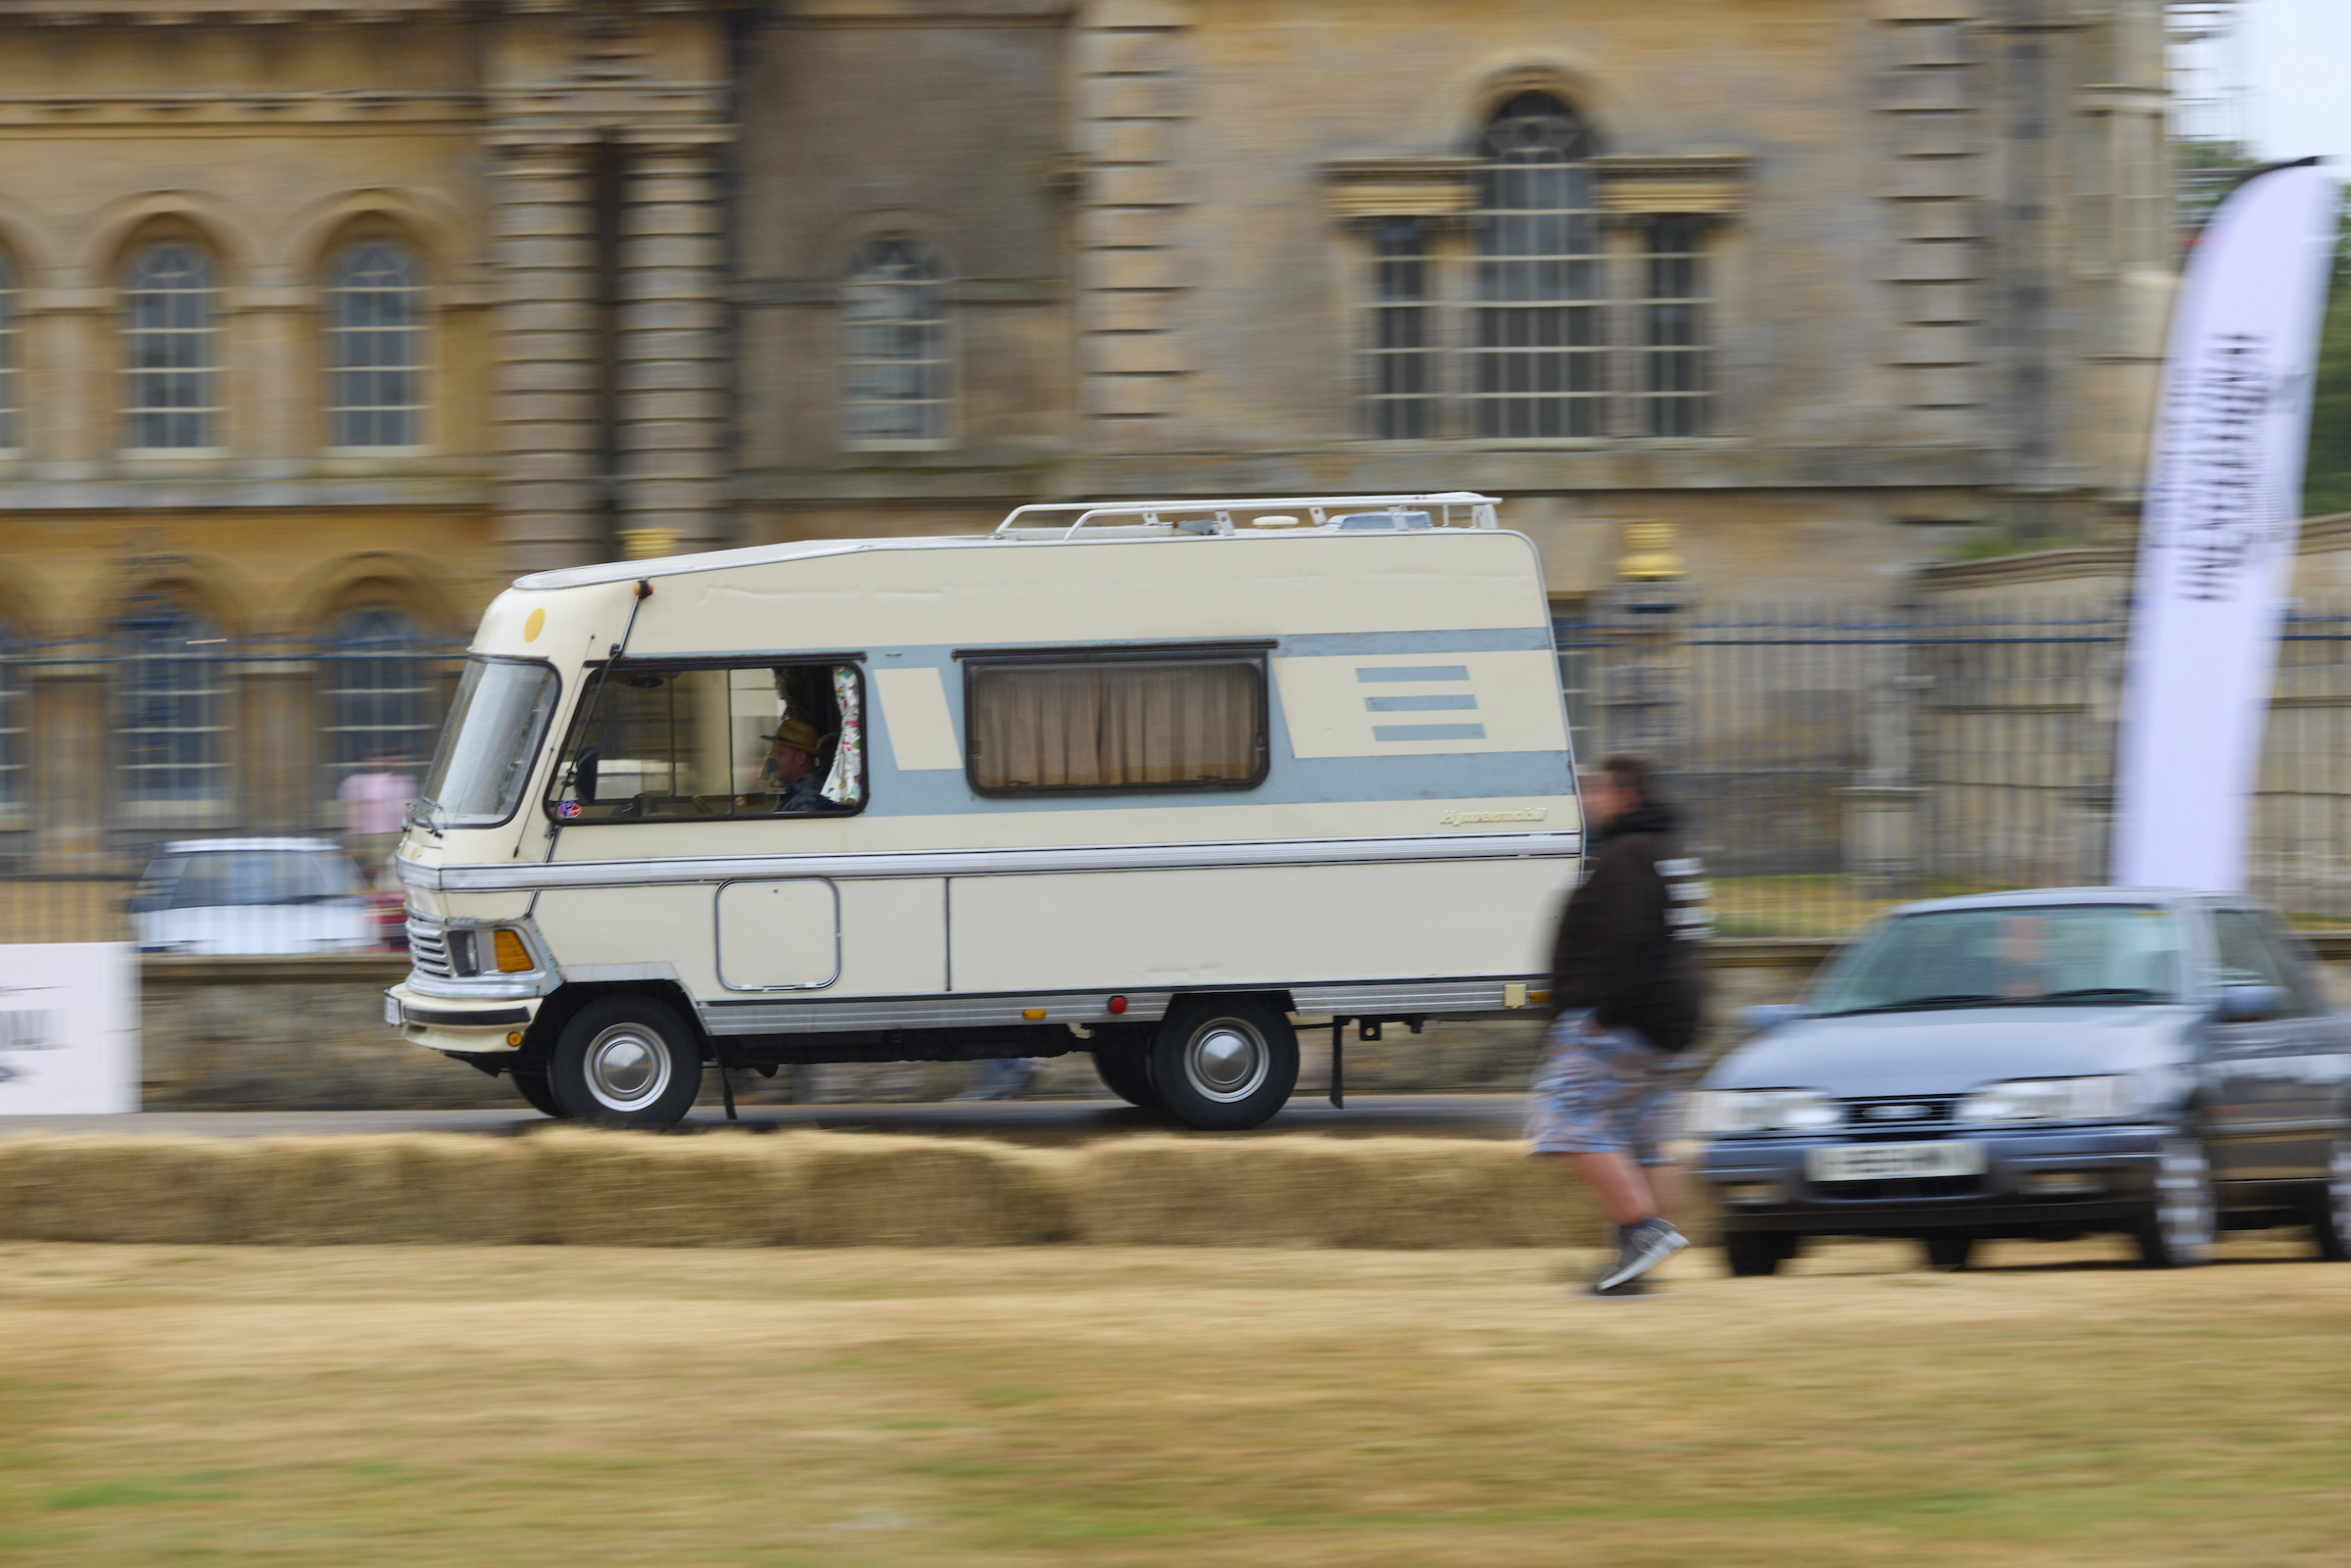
0 613 24 810
123 244 220 451
1470 93 1603 440
841 239 948 448
116 600 229 805
321 606 435 801
324 242 426 450
0 252 18 452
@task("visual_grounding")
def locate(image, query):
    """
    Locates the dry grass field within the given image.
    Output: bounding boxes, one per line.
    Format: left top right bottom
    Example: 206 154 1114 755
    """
2 1237 2347 1567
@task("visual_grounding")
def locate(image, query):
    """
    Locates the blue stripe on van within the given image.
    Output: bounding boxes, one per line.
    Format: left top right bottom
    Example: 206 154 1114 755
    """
1365 693 1477 713
1371 724 1488 743
1357 665 1469 684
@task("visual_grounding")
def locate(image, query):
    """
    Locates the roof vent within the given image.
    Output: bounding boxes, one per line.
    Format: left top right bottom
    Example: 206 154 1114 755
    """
1332 510 1431 531
1248 514 1302 529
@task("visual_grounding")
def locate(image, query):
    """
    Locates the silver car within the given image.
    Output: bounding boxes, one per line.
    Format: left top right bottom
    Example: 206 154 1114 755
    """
1695 888 2351 1273
130 838 373 956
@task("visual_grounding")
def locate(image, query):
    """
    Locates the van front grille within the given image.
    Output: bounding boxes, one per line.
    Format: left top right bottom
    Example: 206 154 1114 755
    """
407 920 453 979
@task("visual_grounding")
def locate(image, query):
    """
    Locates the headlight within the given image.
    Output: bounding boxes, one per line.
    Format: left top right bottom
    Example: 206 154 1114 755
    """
1700 1088 1845 1136
1955 1075 2139 1123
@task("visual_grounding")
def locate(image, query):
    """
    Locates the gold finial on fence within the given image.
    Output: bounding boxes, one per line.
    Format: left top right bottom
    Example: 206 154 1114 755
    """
1617 520 1685 583
617 528 681 562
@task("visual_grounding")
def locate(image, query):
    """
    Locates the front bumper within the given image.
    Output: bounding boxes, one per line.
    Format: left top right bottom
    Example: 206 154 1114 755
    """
1699 1123 2168 1237
385 983 541 1057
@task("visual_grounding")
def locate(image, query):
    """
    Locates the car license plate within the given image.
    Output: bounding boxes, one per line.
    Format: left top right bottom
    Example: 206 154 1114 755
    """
383 994 403 1028
1807 1142 1986 1182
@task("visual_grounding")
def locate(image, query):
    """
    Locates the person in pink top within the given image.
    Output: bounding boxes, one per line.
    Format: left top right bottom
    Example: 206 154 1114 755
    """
339 752 416 872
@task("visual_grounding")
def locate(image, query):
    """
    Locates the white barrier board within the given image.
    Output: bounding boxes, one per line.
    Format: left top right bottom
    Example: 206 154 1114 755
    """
0 944 139 1115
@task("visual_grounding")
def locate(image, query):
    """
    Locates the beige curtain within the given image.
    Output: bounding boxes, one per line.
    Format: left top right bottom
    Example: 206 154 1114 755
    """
968 661 1261 791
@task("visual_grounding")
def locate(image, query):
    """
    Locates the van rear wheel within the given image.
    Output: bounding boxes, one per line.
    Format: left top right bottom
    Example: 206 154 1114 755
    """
509 1066 567 1119
547 996 702 1130
1091 1047 1163 1111
1149 997 1298 1131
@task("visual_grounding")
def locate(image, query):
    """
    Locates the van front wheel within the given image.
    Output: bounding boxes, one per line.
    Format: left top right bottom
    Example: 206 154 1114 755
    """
548 996 703 1130
1149 997 1298 1131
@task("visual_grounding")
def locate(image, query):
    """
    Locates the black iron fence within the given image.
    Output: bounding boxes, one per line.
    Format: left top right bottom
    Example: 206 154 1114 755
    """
10 604 2351 950
1560 597 2351 935
0 636 466 946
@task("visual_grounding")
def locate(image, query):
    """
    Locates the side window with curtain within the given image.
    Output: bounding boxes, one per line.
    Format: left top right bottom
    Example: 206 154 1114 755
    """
963 653 1269 796
545 662 865 824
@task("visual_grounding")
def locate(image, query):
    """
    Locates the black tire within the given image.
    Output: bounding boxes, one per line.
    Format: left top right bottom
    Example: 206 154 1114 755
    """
1091 1047 1163 1110
509 1066 567 1118
546 995 703 1130
1922 1233 1975 1272
2312 1132 2351 1262
2134 1133 2216 1268
1147 996 1299 1131
1723 1230 1796 1278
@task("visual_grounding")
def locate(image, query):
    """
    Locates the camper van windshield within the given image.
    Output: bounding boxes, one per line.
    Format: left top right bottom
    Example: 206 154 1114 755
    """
417 658 559 830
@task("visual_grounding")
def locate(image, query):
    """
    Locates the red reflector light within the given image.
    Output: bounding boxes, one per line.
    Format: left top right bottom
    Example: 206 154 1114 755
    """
1108 995 1128 1015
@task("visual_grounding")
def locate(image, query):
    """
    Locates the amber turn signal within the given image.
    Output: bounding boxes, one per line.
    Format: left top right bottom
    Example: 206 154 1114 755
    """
493 929 533 973
1022 1008 1046 1021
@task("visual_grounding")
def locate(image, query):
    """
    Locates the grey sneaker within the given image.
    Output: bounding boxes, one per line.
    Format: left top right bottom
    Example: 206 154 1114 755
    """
1585 1272 1651 1299
1596 1218 1689 1292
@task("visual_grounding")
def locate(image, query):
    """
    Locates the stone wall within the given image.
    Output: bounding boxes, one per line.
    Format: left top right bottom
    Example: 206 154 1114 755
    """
133 943 1844 1111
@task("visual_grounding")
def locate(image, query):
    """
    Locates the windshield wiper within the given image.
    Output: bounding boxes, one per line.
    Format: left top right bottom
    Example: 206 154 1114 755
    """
1819 993 2007 1017
2024 987 2166 1005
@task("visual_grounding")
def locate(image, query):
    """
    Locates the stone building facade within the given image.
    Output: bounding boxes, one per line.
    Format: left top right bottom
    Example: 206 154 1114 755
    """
0 0 2176 836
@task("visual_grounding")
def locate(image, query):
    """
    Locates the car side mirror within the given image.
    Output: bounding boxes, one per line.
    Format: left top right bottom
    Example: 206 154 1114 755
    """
1738 1003 1805 1033
2217 985 2285 1023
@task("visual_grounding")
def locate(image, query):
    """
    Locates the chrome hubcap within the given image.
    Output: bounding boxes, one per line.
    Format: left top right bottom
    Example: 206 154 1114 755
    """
1184 1021 1269 1104
2155 1137 2215 1259
584 1023 671 1112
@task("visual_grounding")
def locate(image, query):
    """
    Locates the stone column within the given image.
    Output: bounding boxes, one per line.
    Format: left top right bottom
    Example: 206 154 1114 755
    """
615 136 731 558
488 137 605 575
1074 0 1196 450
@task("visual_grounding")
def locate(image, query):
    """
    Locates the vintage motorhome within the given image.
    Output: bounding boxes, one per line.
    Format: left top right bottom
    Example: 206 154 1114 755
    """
384 494 1582 1130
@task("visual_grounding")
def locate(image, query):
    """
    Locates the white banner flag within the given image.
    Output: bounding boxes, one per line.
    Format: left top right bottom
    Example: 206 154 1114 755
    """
2112 161 2339 891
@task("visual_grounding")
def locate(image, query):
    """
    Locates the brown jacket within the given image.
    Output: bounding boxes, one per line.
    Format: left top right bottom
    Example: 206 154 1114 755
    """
1548 800 1707 1052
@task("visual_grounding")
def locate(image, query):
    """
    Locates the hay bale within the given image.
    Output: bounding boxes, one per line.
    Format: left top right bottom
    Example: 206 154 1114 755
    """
525 1128 792 1247
0 1134 260 1244
1069 1135 1607 1249
382 1134 540 1245
243 1135 428 1245
788 1133 1074 1246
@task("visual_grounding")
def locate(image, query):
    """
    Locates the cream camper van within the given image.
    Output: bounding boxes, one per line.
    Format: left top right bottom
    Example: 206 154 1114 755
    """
384 494 1581 1130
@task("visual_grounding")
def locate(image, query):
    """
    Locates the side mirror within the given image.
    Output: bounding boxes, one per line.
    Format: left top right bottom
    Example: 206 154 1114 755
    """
2217 985 2285 1023
1738 1003 1805 1033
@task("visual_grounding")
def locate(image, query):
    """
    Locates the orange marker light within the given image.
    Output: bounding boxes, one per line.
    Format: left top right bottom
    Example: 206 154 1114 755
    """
1022 1008 1046 1021
493 929 533 973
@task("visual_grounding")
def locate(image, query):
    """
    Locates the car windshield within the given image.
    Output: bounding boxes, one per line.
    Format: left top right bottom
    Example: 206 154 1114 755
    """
1810 904 2183 1017
156 851 361 909
417 658 560 830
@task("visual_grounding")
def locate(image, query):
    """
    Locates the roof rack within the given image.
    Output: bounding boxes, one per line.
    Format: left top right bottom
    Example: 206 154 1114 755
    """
990 492 1502 540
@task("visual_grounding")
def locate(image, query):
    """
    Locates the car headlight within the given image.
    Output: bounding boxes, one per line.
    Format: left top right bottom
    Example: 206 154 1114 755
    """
1955 1075 2139 1123
1700 1088 1845 1136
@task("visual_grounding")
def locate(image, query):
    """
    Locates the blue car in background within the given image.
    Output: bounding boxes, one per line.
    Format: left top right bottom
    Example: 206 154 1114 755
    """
1695 888 2351 1274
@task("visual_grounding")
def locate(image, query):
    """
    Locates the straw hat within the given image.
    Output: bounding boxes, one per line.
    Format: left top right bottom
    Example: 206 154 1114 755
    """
760 718 822 754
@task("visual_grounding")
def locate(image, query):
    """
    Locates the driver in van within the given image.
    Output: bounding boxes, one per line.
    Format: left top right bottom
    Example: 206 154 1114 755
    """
757 719 832 814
